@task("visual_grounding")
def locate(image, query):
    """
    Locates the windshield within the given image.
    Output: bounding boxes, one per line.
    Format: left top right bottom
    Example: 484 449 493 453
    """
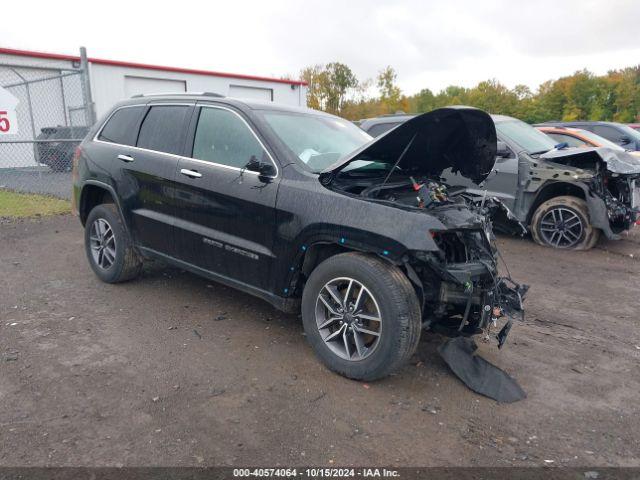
259 110 373 173
574 129 625 151
496 119 557 154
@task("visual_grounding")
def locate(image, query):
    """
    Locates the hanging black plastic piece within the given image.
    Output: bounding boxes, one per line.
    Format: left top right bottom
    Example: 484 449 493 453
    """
438 337 526 403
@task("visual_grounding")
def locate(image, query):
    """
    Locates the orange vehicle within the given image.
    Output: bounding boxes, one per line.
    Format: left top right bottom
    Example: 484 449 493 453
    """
536 126 640 157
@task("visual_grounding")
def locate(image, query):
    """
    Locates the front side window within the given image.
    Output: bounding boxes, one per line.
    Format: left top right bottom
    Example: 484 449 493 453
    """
137 105 192 155
258 110 372 173
546 132 588 148
594 124 640 145
98 106 145 146
192 107 269 169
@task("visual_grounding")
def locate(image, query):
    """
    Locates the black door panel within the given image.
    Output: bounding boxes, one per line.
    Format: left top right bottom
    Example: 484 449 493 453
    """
173 105 279 291
173 160 278 290
123 149 180 254
121 104 193 255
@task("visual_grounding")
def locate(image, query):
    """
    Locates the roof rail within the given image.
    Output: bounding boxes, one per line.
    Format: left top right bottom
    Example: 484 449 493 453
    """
130 91 225 98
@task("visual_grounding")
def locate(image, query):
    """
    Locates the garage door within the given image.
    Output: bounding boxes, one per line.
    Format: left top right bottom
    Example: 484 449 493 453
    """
228 85 273 102
124 76 187 97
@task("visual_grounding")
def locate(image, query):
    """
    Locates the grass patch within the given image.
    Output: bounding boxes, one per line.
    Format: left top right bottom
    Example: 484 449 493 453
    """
0 189 71 218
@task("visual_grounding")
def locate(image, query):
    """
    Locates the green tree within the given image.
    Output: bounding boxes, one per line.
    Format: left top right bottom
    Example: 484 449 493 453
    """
300 61 640 123
324 62 359 114
377 66 402 112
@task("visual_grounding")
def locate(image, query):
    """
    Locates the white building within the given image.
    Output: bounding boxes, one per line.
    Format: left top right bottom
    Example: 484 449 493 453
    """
0 47 307 120
0 47 307 169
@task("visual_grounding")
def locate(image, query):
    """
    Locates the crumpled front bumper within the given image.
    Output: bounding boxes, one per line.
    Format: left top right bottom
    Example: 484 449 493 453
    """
434 260 528 347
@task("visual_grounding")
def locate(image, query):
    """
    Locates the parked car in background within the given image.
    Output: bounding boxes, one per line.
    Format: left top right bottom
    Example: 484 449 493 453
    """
72 95 526 381
359 113 640 250
628 123 640 131
359 113 415 138
36 125 90 172
537 126 640 157
536 121 640 151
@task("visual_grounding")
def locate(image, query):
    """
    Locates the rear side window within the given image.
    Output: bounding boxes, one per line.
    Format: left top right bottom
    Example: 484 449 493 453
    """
137 105 192 155
192 107 269 168
98 106 145 146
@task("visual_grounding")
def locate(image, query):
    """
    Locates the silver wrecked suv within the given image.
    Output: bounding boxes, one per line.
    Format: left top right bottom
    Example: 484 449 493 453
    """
360 113 640 250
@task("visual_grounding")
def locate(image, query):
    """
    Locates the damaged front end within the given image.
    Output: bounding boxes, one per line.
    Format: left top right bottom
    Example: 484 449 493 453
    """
321 107 528 348
407 200 528 348
536 148 640 239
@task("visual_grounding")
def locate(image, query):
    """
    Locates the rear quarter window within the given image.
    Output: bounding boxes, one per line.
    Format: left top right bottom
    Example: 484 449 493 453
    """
137 105 192 155
98 106 145 146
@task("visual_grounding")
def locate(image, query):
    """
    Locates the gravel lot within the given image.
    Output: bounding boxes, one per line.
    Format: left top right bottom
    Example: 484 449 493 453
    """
1 214 639 467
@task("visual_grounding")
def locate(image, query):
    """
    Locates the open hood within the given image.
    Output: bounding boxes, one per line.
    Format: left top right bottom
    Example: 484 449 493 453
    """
541 147 640 175
321 106 497 185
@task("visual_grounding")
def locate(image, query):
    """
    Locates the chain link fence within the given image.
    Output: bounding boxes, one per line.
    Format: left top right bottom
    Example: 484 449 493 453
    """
0 49 94 199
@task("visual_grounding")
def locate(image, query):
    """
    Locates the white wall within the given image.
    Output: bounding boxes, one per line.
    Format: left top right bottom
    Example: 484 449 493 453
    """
89 63 306 118
0 51 307 168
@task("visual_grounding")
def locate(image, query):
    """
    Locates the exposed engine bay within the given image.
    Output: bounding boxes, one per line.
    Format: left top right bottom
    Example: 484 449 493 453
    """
328 171 528 348
318 107 528 399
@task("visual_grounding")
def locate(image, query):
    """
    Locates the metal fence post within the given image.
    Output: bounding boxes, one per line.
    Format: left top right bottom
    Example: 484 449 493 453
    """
79 47 96 125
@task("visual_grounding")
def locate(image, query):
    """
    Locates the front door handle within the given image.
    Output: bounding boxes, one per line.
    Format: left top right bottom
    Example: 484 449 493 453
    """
180 168 202 179
117 154 134 163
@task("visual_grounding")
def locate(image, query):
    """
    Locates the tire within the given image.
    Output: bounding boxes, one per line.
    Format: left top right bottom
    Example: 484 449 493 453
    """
84 203 142 283
301 252 421 381
531 195 600 250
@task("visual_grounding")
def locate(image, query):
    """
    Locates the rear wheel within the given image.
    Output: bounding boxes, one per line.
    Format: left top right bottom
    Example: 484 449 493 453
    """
531 195 600 250
84 203 142 283
301 252 421 381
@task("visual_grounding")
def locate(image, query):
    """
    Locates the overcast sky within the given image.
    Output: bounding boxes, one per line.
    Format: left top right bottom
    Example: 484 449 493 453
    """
4 0 640 95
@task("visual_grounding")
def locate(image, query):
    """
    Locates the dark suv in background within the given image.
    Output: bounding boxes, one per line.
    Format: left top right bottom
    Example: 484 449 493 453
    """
72 94 526 380
536 121 640 151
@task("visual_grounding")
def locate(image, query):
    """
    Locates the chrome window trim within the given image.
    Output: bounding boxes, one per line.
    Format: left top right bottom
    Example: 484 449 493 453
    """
92 103 278 179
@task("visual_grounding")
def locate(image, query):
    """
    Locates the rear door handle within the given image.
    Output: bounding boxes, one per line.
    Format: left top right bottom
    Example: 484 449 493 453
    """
117 154 134 163
180 168 202 178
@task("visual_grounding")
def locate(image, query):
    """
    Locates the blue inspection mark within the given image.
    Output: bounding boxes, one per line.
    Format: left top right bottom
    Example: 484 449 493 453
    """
340 237 346 244
284 288 289 294
301 245 307 251
382 250 389 256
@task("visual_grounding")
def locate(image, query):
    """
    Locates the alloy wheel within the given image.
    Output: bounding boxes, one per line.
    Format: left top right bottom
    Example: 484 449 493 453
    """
89 218 117 270
540 207 584 248
315 277 382 361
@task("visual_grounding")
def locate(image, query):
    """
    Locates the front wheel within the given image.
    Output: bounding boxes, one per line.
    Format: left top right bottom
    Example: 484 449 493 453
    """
301 252 421 381
531 195 600 250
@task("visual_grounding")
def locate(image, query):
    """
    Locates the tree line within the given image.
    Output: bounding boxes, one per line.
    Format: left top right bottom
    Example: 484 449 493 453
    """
298 63 640 123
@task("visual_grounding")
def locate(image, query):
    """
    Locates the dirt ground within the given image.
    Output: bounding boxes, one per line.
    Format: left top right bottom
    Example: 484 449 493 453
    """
1 214 639 467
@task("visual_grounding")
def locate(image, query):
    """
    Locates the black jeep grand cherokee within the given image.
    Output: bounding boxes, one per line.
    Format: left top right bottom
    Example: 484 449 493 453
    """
72 93 526 381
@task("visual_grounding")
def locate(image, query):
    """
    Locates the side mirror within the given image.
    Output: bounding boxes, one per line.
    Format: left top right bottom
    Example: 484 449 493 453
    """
620 135 631 145
245 157 276 177
496 141 511 158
